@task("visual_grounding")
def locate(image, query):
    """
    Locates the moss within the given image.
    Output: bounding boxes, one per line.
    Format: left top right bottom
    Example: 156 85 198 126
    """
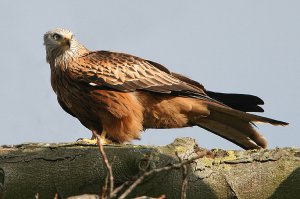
200 157 214 167
199 150 237 168
174 146 188 154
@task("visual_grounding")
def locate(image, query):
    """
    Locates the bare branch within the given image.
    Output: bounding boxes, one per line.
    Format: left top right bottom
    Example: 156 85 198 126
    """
101 175 109 199
175 152 188 199
111 156 152 197
92 131 114 198
180 165 188 199
110 180 131 197
132 195 166 199
118 154 204 199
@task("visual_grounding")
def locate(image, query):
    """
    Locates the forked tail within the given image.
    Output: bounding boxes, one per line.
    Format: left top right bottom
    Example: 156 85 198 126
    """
195 103 288 149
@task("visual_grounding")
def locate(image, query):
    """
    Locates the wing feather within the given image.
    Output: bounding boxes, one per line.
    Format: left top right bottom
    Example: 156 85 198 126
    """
70 51 219 103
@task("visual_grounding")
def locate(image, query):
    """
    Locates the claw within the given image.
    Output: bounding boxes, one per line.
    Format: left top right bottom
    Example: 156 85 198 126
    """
77 130 113 145
97 130 113 145
76 138 97 145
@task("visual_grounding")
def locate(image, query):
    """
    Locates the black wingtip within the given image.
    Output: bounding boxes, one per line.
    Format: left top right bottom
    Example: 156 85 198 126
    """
228 105 265 113
206 91 265 113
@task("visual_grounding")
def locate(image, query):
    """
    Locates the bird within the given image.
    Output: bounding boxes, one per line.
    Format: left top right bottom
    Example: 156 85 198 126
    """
43 28 288 150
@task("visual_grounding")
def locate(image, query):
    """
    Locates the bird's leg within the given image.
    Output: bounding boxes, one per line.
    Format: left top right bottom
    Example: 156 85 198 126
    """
91 130 112 145
76 136 97 145
76 130 110 145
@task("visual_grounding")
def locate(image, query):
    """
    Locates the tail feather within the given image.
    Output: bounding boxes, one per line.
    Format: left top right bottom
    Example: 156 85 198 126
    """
170 72 288 149
194 103 288 149
208 104 288 126
196 120 262 149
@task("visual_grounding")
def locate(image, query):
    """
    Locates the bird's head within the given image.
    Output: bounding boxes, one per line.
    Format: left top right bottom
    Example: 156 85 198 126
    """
44 28 87 63
44 28 73 52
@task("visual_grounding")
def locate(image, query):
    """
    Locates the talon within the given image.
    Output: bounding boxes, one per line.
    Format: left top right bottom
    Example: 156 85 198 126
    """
91 130 113 145
98 136 113 145
76 138 97 145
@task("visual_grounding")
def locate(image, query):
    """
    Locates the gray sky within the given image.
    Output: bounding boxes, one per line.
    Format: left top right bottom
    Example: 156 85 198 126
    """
0 1 299 149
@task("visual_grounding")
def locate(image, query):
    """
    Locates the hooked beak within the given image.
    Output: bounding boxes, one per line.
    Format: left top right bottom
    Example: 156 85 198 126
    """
61 37 71 48
61 33 72 48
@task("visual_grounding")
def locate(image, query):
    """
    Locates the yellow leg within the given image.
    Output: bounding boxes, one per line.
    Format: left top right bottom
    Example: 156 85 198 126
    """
97 130 112 145
76 137 97 145
100 130 107 141
77 130 111 145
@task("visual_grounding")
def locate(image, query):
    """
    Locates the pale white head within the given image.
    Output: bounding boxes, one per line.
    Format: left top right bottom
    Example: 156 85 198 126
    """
43 28 88 63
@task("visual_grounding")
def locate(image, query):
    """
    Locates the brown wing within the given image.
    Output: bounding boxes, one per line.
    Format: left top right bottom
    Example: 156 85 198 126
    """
69 51 218 102
171 72 265 112
57 97 75 117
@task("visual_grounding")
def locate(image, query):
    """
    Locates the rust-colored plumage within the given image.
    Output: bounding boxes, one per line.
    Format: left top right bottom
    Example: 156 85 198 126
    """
44 28 288 149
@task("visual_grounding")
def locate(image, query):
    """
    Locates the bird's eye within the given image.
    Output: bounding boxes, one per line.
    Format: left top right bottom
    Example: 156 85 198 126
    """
52 33 62 41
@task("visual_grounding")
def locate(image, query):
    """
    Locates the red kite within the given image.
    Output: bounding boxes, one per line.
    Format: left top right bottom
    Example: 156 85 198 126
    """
44 28 288 149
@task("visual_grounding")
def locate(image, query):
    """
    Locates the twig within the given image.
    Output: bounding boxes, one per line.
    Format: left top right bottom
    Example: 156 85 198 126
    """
175 152 188 199
118 154 203 199
181 165 188 199
101 175 109 199
132 195 166 199
111 155 153 197
92 131 114 198
110 180 131 197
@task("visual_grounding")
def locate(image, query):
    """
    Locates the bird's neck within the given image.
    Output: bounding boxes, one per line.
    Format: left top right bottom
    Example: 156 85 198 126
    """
47 39 89 70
